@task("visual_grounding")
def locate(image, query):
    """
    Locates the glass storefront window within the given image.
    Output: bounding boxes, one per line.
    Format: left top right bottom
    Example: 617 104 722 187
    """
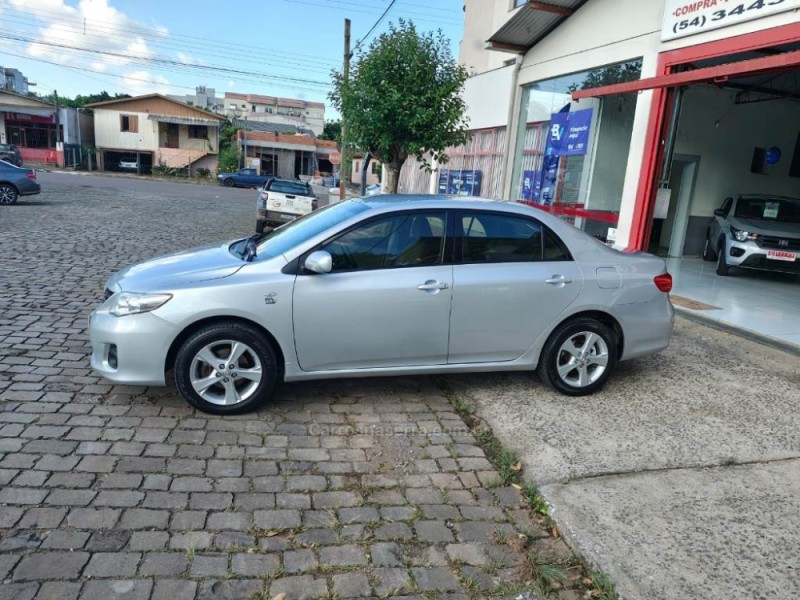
511 59 642 243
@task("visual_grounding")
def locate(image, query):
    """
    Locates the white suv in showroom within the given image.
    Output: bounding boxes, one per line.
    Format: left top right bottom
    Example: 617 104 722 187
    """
704 195 800 276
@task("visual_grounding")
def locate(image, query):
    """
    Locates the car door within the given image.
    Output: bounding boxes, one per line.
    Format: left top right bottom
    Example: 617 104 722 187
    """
292 210 453 371
448 210 583 364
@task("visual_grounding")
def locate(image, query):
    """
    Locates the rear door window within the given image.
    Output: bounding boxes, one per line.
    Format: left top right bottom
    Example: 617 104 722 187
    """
271 181 310 195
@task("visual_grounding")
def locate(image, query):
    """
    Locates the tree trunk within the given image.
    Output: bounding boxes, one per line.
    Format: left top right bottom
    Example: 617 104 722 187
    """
386 164 401 194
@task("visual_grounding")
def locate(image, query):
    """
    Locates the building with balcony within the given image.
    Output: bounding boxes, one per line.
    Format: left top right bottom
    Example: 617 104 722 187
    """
224 92 325 136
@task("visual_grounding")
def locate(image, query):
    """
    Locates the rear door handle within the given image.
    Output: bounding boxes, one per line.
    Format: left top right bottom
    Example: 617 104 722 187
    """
545 275 573 285
417 280 449 292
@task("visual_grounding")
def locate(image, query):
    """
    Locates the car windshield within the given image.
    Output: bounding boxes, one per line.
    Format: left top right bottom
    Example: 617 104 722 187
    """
734 197 800 223
252 200 371 260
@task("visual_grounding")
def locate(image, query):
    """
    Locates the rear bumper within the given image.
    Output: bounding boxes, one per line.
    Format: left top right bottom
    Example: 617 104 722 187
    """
617 295 675 361
18 180 40 196
257 208 301 226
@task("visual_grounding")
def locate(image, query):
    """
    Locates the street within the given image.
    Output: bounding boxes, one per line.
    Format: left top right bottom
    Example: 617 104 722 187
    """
1 172 798 600
0 172 561 600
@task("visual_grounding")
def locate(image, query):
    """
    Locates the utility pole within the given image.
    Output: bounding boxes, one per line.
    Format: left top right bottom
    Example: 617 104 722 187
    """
339 18 351 201
54 90 61 168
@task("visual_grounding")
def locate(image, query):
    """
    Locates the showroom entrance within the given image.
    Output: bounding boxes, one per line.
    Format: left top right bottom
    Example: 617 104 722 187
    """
571 22 800 255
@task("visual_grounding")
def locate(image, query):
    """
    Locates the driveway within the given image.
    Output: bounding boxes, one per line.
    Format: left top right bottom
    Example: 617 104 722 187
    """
0 172 570 600
450 319 800 599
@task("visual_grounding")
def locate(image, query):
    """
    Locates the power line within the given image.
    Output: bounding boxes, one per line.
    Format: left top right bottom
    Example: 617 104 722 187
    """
355 0 398 50
279 0 460 26
0 13 336 75
0 33 332 88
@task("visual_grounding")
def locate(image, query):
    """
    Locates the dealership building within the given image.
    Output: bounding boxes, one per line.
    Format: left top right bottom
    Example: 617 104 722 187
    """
408 0 800 258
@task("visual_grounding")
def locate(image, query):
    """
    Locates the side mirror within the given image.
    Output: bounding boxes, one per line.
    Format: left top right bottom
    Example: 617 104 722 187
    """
713 208 726 217
304 250 332 274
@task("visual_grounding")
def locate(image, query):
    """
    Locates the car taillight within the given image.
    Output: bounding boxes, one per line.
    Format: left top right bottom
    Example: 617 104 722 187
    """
26 171 36 180
260 192 268 200
654 273 672 293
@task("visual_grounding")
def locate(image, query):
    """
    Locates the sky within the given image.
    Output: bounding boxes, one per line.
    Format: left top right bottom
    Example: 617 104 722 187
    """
0 0 465 117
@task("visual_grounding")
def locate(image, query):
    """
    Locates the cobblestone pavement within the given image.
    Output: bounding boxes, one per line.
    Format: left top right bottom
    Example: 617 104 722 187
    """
0 174 571 600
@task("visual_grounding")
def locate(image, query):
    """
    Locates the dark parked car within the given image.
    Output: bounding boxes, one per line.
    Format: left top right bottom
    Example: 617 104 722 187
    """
0 144 22 167
0 159 40 204
217 168 273 188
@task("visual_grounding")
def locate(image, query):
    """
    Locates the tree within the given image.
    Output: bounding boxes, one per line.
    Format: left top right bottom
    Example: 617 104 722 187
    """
319 120 341 143
330 20 469 193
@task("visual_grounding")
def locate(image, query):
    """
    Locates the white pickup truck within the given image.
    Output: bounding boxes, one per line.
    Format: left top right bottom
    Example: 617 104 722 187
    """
256 178 318 233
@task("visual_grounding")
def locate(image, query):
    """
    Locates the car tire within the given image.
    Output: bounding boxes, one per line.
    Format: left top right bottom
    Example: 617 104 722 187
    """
174 321 278 415
256 221 265 233
223 178 235 187
0 184 19 205
716 240 730 276
702 235 717 261
537 317 618 396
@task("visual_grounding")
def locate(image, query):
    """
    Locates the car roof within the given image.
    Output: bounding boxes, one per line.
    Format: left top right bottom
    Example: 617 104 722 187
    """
357 194 507 208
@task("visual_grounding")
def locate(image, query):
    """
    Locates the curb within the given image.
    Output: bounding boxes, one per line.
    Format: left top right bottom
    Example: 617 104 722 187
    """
674 306 800 357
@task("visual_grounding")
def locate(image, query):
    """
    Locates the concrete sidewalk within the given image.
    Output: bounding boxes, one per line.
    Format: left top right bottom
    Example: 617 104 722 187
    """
450 317 800 600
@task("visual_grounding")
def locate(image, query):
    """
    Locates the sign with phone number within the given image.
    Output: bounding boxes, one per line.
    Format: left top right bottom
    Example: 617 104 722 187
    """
662 0 800 41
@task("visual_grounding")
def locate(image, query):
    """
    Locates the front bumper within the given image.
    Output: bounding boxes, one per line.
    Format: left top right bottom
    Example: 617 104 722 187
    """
89 308 178 386
725 239 800 273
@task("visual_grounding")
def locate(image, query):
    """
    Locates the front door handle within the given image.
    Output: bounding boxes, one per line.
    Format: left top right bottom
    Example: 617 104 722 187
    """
545 275 573 285
417 280 449 292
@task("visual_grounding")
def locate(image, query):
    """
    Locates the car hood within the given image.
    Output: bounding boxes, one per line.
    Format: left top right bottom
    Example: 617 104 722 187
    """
107 242 245 292
732 217 800 237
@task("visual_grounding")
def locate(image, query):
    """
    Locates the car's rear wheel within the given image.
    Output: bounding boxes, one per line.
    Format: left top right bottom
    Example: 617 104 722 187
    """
256 221 265 233
716 240 730 276
702 235 717 261
223 178 235 187
174 322 277 415
537 318 618 396
0 184 19 205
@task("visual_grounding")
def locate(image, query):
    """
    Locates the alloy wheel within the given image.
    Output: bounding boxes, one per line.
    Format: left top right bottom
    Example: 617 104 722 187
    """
189 340 262 406
555 332 609 388
0 185 17 204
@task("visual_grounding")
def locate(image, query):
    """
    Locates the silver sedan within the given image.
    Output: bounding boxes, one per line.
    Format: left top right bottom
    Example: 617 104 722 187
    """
89 196 674 414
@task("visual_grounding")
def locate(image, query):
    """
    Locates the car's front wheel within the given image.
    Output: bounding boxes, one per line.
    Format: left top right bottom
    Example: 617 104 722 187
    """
174 321 278 414
223 178 235 187
0 184 19 205
537 318 618 396
716 240 730 276
702 235 717 261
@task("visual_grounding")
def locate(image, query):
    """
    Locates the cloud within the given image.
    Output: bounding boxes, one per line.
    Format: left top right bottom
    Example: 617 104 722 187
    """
8 0 166 90
227 80 236 90
121 70 172 95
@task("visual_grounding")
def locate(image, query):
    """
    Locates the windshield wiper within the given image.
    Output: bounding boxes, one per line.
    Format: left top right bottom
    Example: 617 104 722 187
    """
240 234 261 262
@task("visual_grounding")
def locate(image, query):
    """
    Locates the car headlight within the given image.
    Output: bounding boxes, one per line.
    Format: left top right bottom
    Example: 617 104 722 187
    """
108 292 172 317
730 226 757 242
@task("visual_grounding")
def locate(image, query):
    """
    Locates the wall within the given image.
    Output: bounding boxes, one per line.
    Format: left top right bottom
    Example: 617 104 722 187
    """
0 113 5 144
94 109 158 151
676 85 800 216
463 65 515 130
460 0 521 74
351 158 381 186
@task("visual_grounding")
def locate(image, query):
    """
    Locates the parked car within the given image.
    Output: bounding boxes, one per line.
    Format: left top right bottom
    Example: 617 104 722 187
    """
0 159 40 204
89 195 674 414
704 194 800 275
256 178 317 233
217 168 272 188
0 144 23 167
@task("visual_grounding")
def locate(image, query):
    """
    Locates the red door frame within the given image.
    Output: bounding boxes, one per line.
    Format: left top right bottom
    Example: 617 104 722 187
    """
628 21 800 251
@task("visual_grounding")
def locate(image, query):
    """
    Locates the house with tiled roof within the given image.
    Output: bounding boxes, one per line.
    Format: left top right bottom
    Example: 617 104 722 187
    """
234 129 337 179
86 94 225 175
224 92 325 136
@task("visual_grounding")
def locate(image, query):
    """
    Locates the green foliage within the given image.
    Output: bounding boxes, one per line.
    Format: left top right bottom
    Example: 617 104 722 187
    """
218 145 240 173
219 119 241 153
319 119 342 142
329 19 469 192
39 90 131 108
196 167 211 178
152 161 172 176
